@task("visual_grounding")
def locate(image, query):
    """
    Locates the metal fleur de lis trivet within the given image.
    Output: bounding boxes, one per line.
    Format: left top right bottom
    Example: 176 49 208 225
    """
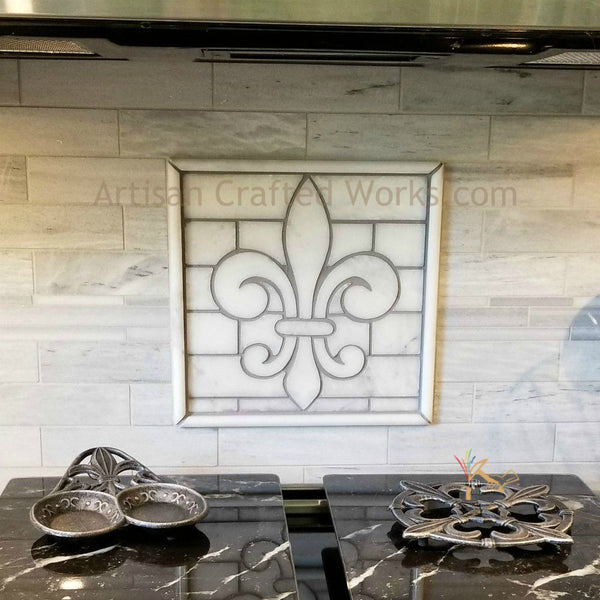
390 480 574 548
211 175 400 409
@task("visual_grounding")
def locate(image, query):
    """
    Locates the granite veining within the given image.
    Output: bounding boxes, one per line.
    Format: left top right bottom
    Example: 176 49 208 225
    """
324 474 600 600
0 474 298 600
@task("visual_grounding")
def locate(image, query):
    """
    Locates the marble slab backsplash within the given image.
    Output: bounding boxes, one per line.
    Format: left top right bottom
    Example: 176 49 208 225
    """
0 60 599 492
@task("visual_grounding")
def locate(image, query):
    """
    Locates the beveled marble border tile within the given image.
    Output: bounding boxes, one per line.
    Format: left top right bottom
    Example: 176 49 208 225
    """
168 160 443 427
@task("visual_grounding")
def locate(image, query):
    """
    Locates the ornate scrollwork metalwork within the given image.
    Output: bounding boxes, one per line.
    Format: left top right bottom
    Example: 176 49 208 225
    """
54 446 164 495
390 480 574 548
211 175 400 409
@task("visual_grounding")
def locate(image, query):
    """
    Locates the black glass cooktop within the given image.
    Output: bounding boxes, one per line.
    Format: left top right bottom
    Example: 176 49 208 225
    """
2 473 599 600
0 475 299 600
324 474 600 600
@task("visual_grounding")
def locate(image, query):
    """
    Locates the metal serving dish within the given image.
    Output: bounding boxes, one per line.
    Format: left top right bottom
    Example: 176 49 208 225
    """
117 483 208 529
30 447 209 539
30 489 125 538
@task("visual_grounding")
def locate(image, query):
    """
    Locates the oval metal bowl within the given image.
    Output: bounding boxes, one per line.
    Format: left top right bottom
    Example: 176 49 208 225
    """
116 483 208 529
30 490 125 539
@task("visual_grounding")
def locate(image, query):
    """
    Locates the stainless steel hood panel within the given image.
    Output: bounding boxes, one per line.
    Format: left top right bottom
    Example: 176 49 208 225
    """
1 0 600 29
0 0 599 65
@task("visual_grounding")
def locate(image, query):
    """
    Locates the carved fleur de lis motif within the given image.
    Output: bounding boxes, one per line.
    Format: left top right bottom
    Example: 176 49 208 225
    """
211 176 400 409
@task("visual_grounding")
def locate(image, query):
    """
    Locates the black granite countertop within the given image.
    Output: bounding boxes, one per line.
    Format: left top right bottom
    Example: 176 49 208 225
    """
0 474 298 600
324 474 600 600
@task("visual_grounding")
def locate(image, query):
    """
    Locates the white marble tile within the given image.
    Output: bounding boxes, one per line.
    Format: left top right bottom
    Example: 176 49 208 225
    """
474 382 600 423
372 313 421 354
565 255 600 296
0 295 31 306
130 383 173 425
490 117 600 163
125 295 169 306
186 267 218 310
321 356 420 396
0 251 33 295
186 172 429 221
0 206 123 249
0 60 19 105
438 296 490 309
314 174 428 221
33 294 124 306
185 221 236 265
41 426 217 467
0 306 168 328
0 156 27 203
374 223 425 267
559 341 600 381
441 207 483 253
124 207 167 251
0 341 38 383
308 397 370 412
439 307 528 328
528 307 582 328
239 221 285 263
28 157 166 205
555 423 600 462
573 165 600 208
188 356 285 397
437 340 560 382
434 382 474 423
184 173 300 219
439 327 569 342
214 63 400 112
444 163 573 209
237 398 298 412
189 398 239 413
218 427 388 465
0 326 126 341
329 223 373 264
0 107 118 156
583 71 600 114
40 342 170 383
187 312 238 354
308 114 490 161
35 252 168 296
0 383 129 425
126 327 169 342
21 60 212 108
441 254 566 297
402 66 583 114
120 110 306 157
490 297 574 307
393 269 423 311
388 423 556 464
369 397 419 412
0 427 41 467
484 210 600 253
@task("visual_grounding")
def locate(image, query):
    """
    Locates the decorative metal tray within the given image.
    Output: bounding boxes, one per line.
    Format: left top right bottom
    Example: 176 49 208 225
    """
390 480 574 548
30 447 208 539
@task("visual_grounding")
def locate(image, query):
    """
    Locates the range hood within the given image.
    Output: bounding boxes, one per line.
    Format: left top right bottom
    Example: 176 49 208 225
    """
1 0 600 67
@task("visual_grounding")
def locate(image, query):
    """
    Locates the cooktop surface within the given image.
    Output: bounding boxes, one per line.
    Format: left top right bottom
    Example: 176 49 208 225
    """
324 473 600 600
0 474 298 600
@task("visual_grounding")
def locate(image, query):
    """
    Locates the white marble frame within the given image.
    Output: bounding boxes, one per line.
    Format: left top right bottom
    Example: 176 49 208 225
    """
167 160 443 427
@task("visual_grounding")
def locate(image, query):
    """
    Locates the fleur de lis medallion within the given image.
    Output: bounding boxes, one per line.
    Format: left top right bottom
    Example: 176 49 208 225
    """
211 176 400 409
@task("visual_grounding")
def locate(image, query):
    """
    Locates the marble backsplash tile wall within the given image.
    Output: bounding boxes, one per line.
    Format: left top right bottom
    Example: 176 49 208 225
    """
0 60 599 491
